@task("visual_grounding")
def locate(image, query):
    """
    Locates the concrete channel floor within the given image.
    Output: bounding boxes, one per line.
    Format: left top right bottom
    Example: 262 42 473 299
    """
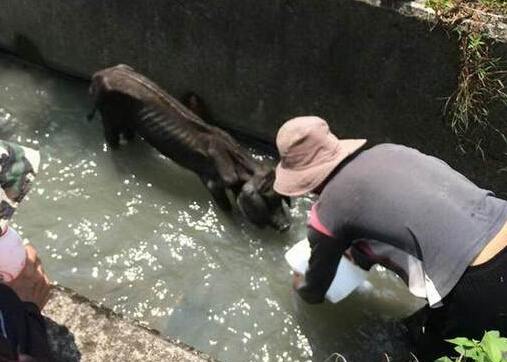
43 286 218 362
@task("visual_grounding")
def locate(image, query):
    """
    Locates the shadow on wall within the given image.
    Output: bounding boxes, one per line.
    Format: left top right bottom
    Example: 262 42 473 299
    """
13 34 46 67
45 318 82 362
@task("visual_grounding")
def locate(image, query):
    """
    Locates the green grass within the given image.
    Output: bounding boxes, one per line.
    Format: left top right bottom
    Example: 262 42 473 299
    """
478 0 507 13
425 0 507 159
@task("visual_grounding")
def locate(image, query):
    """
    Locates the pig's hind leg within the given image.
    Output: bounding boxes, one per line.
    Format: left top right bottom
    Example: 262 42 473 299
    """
98 107 122 148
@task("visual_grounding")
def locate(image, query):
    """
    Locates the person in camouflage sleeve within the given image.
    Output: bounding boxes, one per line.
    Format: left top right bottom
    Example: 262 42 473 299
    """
0 140 50 362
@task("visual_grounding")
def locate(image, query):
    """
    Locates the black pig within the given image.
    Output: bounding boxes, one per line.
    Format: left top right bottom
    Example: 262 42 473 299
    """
88 64 290 232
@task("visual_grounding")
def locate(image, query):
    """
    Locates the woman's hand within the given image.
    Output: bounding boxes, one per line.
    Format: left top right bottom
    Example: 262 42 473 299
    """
7 245 51 310
291 271 305 291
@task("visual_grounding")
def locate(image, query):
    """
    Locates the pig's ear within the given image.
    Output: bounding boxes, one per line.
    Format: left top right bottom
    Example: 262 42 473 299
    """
180 92 205 119
237 180 270 227
254 167 275 194
187 93 200 115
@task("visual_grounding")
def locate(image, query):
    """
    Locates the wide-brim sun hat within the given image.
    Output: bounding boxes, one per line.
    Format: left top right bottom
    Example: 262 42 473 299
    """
274 116 366 197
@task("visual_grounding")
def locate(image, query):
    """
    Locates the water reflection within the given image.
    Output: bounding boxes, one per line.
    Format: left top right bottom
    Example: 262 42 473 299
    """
0 53 423 362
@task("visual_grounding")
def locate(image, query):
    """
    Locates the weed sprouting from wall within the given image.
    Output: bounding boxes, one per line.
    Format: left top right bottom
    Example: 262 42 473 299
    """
446 28 507 157
426 0 507 160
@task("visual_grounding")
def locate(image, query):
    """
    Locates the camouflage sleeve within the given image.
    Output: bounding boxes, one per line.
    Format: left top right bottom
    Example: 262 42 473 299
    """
0 141 40 230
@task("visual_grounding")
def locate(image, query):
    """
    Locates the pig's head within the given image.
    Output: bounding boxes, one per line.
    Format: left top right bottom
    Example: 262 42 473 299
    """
236 167 291 232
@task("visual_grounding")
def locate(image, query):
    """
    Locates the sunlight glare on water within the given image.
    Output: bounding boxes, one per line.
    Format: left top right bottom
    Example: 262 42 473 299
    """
0 54 424 362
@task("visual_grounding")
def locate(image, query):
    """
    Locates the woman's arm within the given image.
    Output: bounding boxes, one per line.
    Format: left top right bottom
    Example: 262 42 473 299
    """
295 227 350 303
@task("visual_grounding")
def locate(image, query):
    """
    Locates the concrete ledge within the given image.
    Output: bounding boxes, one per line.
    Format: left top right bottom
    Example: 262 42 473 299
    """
44 286 218 362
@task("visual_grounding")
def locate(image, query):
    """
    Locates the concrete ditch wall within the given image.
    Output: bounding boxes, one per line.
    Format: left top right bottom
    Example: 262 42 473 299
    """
1 0 506 195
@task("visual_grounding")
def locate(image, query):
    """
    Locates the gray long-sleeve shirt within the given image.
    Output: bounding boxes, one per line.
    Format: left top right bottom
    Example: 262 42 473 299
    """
301 144 507 306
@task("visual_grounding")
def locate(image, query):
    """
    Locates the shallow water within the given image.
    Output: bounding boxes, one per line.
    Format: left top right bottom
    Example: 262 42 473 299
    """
0 54 424 362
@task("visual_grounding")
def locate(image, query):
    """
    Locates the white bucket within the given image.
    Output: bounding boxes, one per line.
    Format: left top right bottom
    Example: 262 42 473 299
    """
284 238 369 303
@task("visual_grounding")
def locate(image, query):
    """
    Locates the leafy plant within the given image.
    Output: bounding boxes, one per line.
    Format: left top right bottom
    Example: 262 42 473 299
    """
436 331 507 362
